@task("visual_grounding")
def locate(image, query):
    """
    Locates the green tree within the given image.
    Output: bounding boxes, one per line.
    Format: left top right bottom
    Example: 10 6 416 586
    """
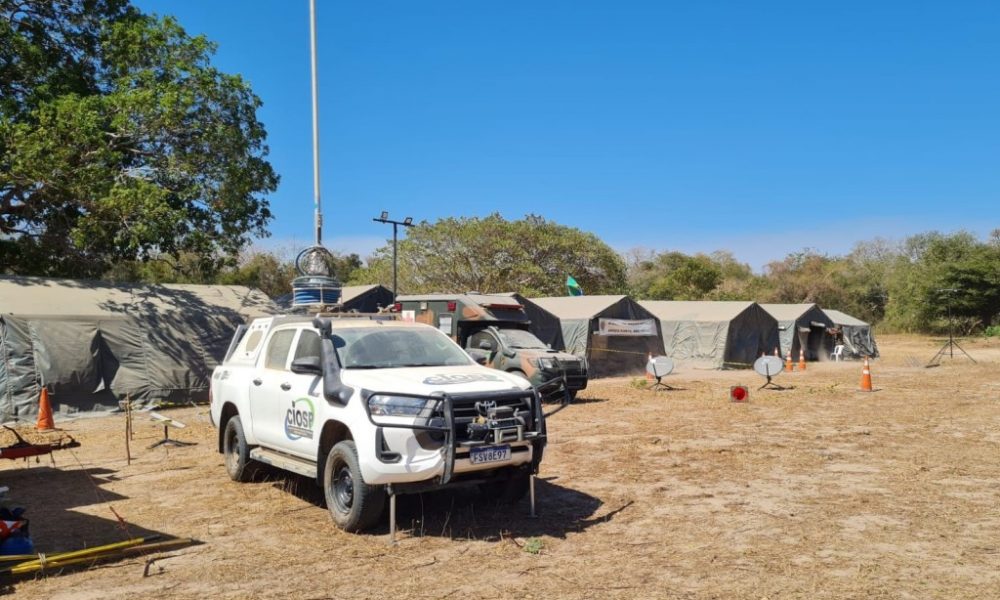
760 250 855 309
884 231 1000 333
705 250 766 301
351 214 627 296
216 252 296 299
1 0 277 277
629 251 722 300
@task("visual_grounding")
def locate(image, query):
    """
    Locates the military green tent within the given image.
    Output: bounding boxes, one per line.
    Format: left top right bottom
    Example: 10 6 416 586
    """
502 293 565 351
0 276 276 423
822 309 879 359
639 301 781 369
523 295 662 378
759 303 836 361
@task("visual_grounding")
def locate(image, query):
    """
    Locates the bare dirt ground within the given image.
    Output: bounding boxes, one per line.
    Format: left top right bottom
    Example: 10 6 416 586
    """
2 334 999 599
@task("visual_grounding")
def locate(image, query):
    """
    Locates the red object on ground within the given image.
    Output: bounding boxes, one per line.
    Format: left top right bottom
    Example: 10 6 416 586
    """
730 385 749 402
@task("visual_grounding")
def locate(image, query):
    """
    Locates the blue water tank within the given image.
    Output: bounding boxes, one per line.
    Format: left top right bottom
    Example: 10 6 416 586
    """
291 276 342 306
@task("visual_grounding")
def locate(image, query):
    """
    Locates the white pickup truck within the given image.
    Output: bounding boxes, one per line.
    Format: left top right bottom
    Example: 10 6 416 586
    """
210 315 546 533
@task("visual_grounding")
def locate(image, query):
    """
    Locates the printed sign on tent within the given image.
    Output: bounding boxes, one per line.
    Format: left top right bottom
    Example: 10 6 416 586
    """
597 318 656 336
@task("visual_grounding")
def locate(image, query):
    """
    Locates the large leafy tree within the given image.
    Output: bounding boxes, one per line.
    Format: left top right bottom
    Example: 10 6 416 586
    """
1 0 277 277
352 214 627 296
884 231 1000 332
628 251 722 300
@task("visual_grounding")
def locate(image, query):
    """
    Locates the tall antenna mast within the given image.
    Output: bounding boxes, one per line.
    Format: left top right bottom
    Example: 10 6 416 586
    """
291 0 341 308
309 0 322 245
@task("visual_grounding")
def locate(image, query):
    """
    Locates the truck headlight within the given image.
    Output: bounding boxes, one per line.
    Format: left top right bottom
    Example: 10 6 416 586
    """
368 395 436 418
534 357 558 369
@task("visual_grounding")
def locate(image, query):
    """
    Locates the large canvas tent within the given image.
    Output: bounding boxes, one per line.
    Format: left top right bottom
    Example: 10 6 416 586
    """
503 293 565 351
523 295 662 378
0 277 276 423
760 303 836 361
823 309 879 358
276 284 393 313
639 301 780 369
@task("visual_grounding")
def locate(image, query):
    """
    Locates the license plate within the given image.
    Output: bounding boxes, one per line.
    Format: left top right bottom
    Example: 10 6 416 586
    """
469 444 511 465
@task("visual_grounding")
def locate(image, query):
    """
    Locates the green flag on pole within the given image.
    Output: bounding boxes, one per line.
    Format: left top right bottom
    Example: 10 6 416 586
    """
566 275 584 296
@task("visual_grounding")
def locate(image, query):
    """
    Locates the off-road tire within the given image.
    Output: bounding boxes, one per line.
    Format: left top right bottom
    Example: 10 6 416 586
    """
323 440 386 532
223 416 257 482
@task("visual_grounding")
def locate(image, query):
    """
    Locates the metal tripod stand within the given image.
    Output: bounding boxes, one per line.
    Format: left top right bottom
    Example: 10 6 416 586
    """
926 290 976 367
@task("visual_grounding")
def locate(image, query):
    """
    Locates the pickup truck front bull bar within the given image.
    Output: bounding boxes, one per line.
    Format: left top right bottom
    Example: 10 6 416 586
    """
362 386 547 544
360 387 546 487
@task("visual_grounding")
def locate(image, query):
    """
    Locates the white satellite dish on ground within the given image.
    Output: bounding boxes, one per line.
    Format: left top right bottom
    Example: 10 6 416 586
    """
647 356 680 391
753 355 787 390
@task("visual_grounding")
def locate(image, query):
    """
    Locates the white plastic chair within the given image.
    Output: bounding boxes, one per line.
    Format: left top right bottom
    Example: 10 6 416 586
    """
830 345 845 361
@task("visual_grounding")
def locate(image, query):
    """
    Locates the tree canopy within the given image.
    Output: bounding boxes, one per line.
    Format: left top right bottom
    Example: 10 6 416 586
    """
352 213 628 296
1 0 277 277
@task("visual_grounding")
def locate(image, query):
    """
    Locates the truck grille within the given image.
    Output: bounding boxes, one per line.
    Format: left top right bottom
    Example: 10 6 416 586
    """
557 359 585 376
449 393 534 443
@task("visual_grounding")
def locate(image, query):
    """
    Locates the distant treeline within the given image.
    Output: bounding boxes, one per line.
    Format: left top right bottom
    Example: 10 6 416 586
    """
90 216 999 336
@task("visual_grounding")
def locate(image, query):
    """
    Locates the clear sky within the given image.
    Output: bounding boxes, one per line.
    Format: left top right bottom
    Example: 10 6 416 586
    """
133 0 1000 270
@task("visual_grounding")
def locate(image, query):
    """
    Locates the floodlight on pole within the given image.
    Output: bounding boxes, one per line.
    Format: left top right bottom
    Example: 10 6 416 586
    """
372 212 416 303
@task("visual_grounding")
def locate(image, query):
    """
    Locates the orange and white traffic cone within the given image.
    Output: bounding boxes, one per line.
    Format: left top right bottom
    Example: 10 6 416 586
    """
646 353 653 381
859 356 873 392
798 349 807 371
37 387 55 431
785 350 794 371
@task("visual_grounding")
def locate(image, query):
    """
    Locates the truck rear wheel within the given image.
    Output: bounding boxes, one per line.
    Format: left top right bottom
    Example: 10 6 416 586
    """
223 416 257 482
323 440 386 532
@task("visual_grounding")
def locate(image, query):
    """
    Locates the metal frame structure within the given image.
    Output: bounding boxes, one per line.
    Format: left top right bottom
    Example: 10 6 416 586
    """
361 387 546 543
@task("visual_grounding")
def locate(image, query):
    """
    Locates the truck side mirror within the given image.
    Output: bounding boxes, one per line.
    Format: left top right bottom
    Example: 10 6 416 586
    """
290 356 323 375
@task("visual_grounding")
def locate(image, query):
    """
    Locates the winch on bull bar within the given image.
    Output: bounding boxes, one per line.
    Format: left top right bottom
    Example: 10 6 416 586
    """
466 400 526 444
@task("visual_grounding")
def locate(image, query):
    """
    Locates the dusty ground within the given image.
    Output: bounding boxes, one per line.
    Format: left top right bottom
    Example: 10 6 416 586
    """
2 334 999 599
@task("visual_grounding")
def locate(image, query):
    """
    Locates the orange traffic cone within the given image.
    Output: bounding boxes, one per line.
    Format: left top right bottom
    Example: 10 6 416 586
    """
785 351 794 371
798 349 807 371
37 387 55 431
859 356 873 392
646 353 653 381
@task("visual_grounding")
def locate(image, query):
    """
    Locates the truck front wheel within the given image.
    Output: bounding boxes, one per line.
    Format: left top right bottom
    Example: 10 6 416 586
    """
323 440 386 532
223 416 257 482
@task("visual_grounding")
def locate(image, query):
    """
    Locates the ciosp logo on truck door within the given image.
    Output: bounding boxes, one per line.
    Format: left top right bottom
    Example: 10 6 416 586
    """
285 398 315 440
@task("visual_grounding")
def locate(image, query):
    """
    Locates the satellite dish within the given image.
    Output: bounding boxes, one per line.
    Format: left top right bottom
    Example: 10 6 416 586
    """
646 356 679 391
753 355 787 390
647 356 674 378
753 356 784 377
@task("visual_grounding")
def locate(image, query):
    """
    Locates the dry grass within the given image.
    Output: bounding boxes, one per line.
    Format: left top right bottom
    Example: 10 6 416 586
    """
2 334 999 599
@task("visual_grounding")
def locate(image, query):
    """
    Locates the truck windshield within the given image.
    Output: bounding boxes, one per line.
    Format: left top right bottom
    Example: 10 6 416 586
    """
496 329 548 350
333 328 474 369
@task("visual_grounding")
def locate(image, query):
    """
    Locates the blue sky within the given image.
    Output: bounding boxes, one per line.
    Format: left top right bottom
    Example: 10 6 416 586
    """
134 0 1000 270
